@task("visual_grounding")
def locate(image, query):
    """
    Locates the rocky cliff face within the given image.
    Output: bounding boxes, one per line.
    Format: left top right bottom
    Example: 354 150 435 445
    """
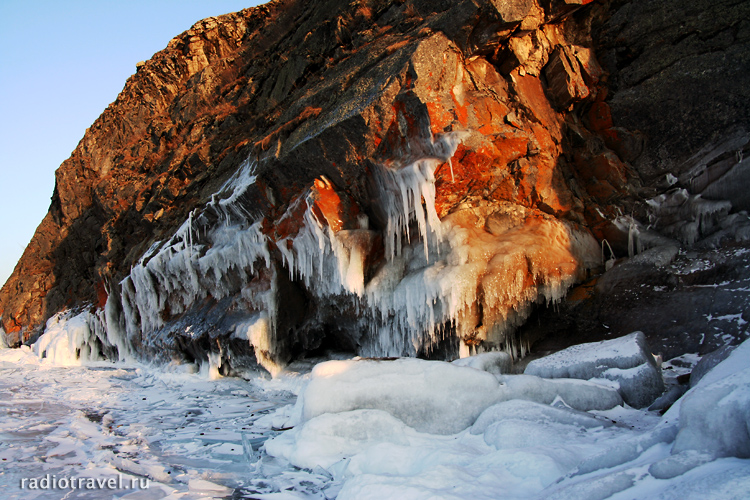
2 0 749 374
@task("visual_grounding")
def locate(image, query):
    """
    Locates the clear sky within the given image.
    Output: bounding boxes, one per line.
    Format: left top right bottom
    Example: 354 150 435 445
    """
0 0 263 289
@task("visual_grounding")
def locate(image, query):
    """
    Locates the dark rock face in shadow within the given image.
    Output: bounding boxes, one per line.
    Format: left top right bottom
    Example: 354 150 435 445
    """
598 0 750 182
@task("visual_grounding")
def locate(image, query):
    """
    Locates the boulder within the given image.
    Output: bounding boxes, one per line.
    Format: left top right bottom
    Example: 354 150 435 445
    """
525 331 664 407
452 351 513 374
300 358 502 435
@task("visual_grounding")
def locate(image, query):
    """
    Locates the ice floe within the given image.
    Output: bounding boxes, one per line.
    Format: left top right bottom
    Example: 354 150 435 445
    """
524 331 664 407
2 314 749 499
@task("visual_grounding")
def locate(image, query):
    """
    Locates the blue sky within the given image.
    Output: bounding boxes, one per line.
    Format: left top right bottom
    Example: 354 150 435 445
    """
0 0 262 289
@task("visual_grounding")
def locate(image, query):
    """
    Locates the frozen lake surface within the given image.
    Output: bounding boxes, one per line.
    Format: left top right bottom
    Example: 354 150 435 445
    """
1 337 749 499
0 350 333 499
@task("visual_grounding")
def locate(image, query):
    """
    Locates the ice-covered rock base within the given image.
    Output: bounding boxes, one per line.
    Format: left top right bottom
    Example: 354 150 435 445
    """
262 337 750 500
525 331 665 407
3 315 750 499
47 134 601 376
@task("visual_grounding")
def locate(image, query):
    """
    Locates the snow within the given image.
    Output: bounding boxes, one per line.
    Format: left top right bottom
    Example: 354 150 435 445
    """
525 331 665 407
451 351 512 374
2 322 750 499
298 358 502 434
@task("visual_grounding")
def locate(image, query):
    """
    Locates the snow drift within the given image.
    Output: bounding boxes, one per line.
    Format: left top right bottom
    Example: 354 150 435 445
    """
263 336 750 500
524 331 664 407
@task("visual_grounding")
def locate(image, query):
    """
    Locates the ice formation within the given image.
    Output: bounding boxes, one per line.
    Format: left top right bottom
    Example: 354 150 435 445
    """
118 159 279 371
451 351 513 374
470 399 613 435
121 220 271 333
5 313 750 499
494 374 623 411
259 337 750 499
30 309 130 366
277 179 375 298
646 188 733 246
671 341 750 459
56 128 600 373
264 409 418 470
689 344 736 387
275 149 601 359
524 331 665 407
298 358 502 434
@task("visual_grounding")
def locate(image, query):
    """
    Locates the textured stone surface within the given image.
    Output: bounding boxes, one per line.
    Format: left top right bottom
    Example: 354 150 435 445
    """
519 243 750 362
598 0 750 182
1 0 749 372
1 0 616 346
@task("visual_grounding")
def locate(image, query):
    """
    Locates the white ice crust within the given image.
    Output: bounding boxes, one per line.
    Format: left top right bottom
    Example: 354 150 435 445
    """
524 331 664 407
299 357 502 435
451 351 513 374
4 319 749 500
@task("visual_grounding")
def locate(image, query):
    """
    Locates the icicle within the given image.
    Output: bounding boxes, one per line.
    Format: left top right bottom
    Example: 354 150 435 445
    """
115 152 276 359
0 324 7 349
108 130 600 368
204 351 223 380
628 219 638 258
601 239 616 271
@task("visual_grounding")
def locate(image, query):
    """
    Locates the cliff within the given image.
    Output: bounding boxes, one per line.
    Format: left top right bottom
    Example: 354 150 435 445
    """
2 0 749 374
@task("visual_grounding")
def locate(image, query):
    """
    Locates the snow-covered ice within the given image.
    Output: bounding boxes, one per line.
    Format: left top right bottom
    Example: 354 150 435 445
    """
524 331 665 407
2 315 750 499
297 358 502 434
672 341 750 459
494 374 624 411
0 345 304 499
451 351 513 374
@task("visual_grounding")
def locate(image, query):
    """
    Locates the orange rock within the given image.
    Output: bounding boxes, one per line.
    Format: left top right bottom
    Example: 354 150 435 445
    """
276 176 361 240
425 101 454 134
95 280 109 309
510 71 562 142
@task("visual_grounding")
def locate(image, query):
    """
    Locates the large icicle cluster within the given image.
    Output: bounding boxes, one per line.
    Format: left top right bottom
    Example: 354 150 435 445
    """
121 219 270 339
75 129 600 373
30 308 130 365
122 219 270 335
118 159 278 371
278 187 375 298
276 132 600 359
359 203 600 358
374 132 464 260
